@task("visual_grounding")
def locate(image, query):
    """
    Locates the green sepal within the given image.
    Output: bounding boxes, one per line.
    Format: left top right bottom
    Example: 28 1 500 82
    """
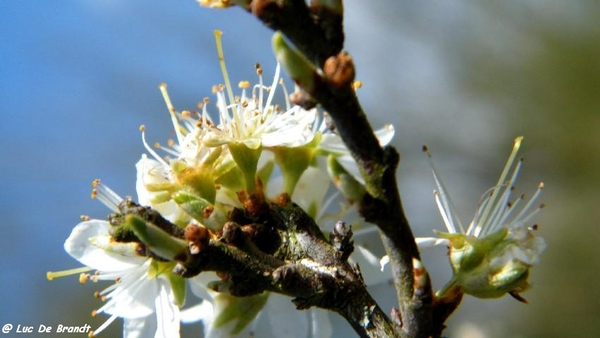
327 155 366 203
272 32 318 92
167 272 187 307
438 229 508 274
127 215 188 261
271 142 317 195
172 191 227 231
176 165 217 204
202 146 224 166
172 191 212 221
170 159 188 175
215 166 245 191
257 159 275 192
213 292 270 335
438 228 533 299
228 142 262 193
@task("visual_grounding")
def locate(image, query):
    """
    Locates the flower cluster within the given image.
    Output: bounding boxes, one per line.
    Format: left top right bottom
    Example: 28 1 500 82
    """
48 25 547 337
419 137 546 302
48 30 394 337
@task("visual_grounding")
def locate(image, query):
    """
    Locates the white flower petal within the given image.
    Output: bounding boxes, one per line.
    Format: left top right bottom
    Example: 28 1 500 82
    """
123 317 155 338
336 154 365 185
154 278 180 338
291 166 332 215
263 294 308 338
351 245 390 286
310 308 333 338
64 220 146 271
101 264 156 318
180 300 213 325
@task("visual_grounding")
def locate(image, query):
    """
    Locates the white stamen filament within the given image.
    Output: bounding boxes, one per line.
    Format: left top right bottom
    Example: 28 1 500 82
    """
512 182 544 224
46 266 92 281
279 78 291 111
159 83 185 146
426 148 464 233
263 63 280 112
476 136 523 235
91 180 123 212
140 127 169 167
476 158 523 237
434 190 458 234
92 313 118 336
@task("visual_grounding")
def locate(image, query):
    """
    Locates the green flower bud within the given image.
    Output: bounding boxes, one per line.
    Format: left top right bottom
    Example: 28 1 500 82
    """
424 137 546 302
439 226 545 300
272 32 319 92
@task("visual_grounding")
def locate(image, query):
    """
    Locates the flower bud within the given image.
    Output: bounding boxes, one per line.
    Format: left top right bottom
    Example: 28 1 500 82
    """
439 226 546 299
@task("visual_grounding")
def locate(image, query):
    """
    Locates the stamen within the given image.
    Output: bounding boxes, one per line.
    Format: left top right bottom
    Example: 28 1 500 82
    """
512 182 544 226
90 313 118 337
80 273 91 284
434 190 458 233
214 30 235 107
476 136 523 235
479 158 523 237
263 63 280 112
278 78 291 111
201 97 211 127
46 266 92 281
140 126 169 167
256 63 265 114
159 83 186 146
424 146 465 233
90 179 123 212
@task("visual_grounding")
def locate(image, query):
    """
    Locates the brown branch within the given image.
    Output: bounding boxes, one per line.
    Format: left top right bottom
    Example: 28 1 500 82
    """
115 199 401 337
241 2 435 335
198 0 464 335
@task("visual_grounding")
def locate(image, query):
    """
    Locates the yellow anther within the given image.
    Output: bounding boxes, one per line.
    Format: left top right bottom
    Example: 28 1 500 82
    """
79 273 90 284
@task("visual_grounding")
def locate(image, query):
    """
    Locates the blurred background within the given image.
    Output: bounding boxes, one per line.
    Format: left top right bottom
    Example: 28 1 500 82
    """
2 0 598 337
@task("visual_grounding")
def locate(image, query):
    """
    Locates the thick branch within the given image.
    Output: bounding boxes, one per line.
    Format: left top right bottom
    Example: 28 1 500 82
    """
250 8 433 334
250 0 343 67
116 199 402 337
202 0 462 334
